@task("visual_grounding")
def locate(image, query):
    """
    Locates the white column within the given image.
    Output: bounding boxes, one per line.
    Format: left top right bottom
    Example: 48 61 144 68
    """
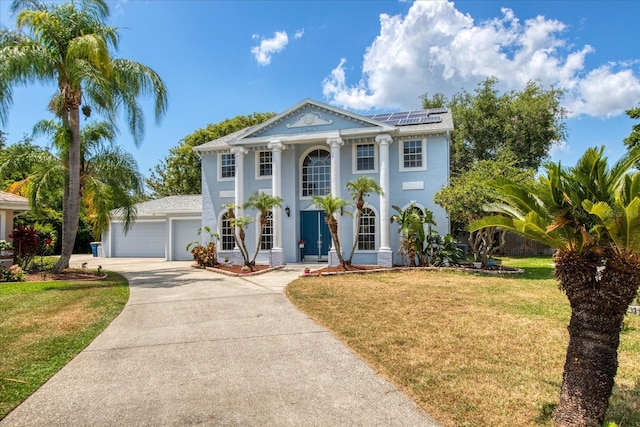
326 137 344 266
376 134 393 267
230 147 247 260
327 137 344 197
267 140 285 266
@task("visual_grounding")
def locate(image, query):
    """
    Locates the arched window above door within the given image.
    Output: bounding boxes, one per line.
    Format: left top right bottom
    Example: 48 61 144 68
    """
301 148 331 198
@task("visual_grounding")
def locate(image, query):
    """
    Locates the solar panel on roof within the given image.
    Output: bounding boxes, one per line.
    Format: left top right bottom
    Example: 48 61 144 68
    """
427 107 448 115
367 109 444 125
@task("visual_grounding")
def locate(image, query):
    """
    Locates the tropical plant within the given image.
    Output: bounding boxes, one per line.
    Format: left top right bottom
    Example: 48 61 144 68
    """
390 203 437 266
221 203 251 269
312 194 350 267
0 0 167 273
243 191 283 265
430 233 464 267
186 226 219 267
0 121 144 240
9 223 55 269
345 176 383 265
470 146 640 426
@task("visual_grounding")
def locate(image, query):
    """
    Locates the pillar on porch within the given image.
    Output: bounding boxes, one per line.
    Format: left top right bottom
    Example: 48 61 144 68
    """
375 134 393 267
326 137 344 267
231 146 247 263
267 140 285 266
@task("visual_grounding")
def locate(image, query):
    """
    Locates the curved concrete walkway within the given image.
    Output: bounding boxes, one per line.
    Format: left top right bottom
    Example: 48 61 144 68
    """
1 255 439 426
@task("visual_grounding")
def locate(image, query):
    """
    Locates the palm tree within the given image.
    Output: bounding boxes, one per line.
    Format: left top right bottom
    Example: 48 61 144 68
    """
243 191 283 265
470 146 640 426
221 203 254 270
0 0 167 272
312 194 349 267
345 177 383 265
0 120 144 240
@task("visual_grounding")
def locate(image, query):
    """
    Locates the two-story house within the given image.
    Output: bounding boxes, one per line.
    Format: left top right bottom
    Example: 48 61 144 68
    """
194 98 453 267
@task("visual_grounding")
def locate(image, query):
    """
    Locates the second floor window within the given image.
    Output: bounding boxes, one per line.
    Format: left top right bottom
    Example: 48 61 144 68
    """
220 153 235 179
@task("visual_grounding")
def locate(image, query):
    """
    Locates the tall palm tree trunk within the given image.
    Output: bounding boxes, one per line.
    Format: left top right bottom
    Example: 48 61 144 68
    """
553 250 640 426
53 103 82 273
327 216 346 267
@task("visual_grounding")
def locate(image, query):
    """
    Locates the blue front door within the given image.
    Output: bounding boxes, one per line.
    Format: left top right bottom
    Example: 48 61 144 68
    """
300 211 330 260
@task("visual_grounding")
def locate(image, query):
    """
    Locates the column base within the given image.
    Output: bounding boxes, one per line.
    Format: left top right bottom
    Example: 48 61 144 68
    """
231 249 244 266
269 247 285 267
377 247 393 268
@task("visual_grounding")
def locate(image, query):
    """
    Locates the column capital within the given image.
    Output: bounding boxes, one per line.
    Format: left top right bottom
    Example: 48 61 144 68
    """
326 137 344 148
230 146 248 156
375 134 393 145
267 140 285 152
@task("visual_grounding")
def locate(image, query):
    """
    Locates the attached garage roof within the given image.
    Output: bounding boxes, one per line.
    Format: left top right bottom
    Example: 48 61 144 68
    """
126 195 202 216
0 191 30 211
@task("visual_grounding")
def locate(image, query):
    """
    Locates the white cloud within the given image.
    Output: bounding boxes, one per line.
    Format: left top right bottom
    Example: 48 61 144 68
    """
294 29 305 39
322 1 640 117
251 31 289 66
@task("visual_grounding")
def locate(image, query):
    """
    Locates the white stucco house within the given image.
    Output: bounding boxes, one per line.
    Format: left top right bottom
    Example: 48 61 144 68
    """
103 98 453 266
0 191 30 267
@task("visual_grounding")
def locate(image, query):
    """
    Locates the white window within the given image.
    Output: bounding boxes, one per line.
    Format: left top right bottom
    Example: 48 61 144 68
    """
399 139 427 172
352 142 378 174
259 211 273 250
256 151 272 180
221 212 235 250
301 148 331 198
357 207 377 251
218 153 235 180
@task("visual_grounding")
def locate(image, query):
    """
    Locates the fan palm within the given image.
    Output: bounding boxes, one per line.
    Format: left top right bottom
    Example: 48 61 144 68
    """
312 194 349 267
243 191 283 265
345 176 383 264
0 120 144 240
0 0 167 272
470 146 640 426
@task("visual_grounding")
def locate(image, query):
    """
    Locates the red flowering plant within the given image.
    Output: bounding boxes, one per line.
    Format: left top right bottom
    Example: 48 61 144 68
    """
9 224 55 270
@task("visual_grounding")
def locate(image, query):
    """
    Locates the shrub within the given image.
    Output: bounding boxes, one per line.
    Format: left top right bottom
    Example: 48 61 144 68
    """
187 226 219 267
0 264 26 282
9 224 55 270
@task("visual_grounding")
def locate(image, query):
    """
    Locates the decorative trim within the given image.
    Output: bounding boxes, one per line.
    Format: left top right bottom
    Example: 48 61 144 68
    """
287 112 333 128
402 181 424 190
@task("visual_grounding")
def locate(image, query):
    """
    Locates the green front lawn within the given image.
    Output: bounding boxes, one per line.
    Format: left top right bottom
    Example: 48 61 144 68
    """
0 272 129 419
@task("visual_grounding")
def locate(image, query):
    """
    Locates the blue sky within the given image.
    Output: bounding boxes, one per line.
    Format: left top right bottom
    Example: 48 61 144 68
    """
1 0 639 178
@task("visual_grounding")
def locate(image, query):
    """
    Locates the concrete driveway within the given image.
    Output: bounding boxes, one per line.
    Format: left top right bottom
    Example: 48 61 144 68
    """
1 255 439 426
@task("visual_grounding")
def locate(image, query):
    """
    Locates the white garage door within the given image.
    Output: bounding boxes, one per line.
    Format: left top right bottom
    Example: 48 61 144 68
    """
172 219 201 261
112 221 165 257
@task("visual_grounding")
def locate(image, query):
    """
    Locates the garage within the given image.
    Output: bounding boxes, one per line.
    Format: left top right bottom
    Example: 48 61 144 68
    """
111 220 165 258
171 219 202 261
103 195 202 260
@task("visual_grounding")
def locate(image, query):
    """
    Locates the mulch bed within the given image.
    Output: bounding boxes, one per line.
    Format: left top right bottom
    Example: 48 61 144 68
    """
26 269 107 282
195 263 284 277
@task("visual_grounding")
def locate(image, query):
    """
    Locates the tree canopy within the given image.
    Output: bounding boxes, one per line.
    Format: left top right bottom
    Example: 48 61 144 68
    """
623 104 640 151
0 0 167 272
146 113 275 197
422 77 567 175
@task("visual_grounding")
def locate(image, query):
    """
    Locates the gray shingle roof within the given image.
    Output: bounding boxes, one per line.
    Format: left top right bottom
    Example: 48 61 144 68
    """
0 191 30 210
134 195 202 215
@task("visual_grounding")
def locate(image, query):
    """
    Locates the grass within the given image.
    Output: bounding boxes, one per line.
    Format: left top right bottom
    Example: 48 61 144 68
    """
286 256 640 427
0 271 129 419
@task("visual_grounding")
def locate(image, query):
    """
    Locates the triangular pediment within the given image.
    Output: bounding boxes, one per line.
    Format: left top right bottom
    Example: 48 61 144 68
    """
241 99 387 140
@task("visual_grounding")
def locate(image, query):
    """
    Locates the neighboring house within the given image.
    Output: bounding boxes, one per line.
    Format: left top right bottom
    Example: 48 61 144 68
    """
0 191 30 267
194 98 453 267
102 195 201 260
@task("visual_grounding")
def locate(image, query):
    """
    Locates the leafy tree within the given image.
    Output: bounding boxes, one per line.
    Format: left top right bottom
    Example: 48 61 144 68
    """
312 194 349 268
0 0 167 272
422 77 567 175
345 176 383 265
0 121 143 240
434 155 535 265
470 146 640 426
623 104 640 152
243 191 283 265
146 113 275 197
